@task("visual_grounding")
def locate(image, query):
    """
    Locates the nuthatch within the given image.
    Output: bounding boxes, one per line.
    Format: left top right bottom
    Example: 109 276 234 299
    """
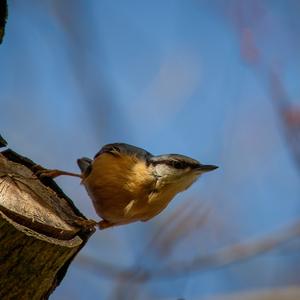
38 143 218 229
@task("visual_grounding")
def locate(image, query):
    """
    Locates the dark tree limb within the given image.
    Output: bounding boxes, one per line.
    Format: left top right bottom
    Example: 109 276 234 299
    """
0 146 95 299
0 0 7 44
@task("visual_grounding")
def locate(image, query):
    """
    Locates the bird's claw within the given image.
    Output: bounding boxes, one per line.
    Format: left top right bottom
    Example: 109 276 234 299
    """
73 218 115 230
98 220 115 230
73 218 97 230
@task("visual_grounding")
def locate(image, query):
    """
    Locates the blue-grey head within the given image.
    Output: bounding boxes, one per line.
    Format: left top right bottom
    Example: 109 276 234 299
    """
149 153 218 192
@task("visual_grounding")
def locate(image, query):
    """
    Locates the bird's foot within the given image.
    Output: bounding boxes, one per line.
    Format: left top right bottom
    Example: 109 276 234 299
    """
98 220 115 230
73 218 115 230
72 218 97 230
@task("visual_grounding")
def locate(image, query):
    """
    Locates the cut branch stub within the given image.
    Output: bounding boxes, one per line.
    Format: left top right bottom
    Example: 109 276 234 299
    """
0 149 95 300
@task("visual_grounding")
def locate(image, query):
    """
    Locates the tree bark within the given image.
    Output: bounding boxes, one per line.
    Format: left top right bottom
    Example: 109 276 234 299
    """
0 148 95 300
0 0 8 44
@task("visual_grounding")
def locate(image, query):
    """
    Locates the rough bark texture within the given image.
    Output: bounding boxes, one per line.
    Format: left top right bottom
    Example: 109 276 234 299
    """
0 149 95 300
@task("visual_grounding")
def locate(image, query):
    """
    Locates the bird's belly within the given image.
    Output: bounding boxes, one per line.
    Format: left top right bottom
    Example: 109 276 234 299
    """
85 185 172 224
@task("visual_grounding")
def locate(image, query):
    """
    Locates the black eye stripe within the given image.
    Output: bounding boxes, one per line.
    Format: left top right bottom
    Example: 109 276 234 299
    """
172 161 186 169
151 160 198 169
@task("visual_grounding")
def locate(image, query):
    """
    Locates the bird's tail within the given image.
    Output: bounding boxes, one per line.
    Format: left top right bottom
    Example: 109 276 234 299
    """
77 157 92 177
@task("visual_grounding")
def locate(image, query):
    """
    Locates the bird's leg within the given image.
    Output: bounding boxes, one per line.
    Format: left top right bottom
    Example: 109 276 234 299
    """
33 164 82 179
38 169 81 178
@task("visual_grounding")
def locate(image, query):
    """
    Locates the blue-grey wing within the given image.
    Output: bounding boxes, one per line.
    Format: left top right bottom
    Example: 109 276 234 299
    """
94 143 152 160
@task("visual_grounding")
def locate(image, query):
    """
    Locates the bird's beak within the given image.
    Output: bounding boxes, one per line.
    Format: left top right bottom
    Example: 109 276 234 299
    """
196 164 218 172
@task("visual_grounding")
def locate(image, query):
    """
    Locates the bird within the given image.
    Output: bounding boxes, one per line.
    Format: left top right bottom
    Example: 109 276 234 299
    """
37 143 218 229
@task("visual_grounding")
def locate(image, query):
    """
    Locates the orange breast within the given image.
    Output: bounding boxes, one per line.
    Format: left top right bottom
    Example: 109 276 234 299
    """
82 153 155 223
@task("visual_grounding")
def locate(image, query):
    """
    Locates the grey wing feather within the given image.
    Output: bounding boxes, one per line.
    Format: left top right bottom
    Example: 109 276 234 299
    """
94 143 152 160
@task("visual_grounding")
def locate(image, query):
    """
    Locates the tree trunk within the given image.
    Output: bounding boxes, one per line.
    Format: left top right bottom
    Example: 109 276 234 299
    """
0 148 95 300
0 3 94 299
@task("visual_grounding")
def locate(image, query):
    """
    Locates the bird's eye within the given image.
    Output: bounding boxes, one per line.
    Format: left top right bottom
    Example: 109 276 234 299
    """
172 161 185 169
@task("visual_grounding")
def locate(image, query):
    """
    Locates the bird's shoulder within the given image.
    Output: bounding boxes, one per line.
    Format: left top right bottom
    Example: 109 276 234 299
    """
94 143 152 160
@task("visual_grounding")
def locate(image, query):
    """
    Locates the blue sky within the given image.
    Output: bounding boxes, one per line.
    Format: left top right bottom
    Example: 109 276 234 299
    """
1 1 300 299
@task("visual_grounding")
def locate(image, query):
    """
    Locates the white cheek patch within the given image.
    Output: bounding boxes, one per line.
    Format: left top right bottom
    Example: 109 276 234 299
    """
181 174 200 190
153 164 166 177
154 164 182 178
152 163 201 194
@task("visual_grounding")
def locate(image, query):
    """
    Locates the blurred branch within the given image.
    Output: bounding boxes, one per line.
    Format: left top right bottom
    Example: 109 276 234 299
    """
204 286 300 300
138 200 211 259
78 219 300 280
231 1 300 173
154 220 300 277
107 201 212 299
49 1 124 141
269 70 300 171
157 202 211 256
